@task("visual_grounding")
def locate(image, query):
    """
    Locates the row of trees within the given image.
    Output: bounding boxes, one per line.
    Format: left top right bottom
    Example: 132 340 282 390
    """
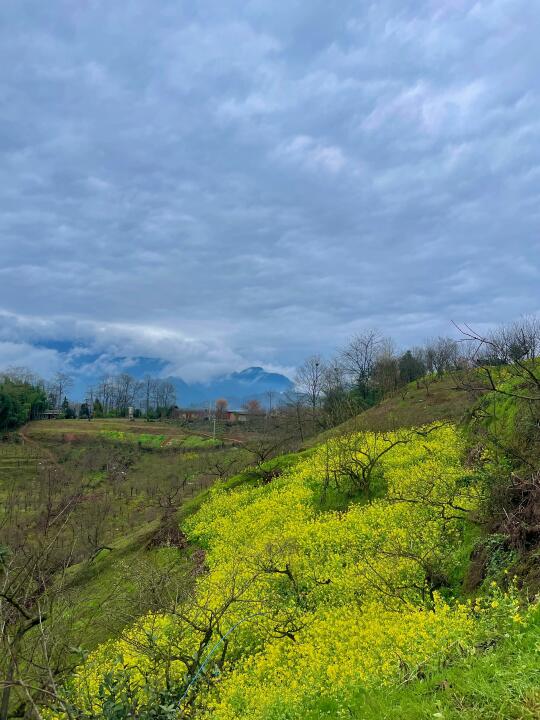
88 374 176 417
0 369 48 431
293 317 540 429
0 367 181 427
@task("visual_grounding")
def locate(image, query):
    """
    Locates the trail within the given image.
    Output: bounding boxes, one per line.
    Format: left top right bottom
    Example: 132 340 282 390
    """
19 423 58 465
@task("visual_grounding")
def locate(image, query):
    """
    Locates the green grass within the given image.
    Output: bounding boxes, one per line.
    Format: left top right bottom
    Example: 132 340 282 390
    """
334 604 540 720
312 375 477 446
99 429 166 447
174 434 223 448
59 521 195 650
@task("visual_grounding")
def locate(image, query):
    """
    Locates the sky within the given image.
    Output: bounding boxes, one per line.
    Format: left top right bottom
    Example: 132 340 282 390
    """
1 0 539 382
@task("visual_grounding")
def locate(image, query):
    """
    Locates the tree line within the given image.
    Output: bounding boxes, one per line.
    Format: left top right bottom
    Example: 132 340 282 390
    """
0 367 179 429
0 368 48 432
88 374 176 418
292 316 540 429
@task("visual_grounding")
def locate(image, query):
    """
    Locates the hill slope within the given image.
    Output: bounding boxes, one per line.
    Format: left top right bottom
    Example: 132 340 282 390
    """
313 375 477 445
43 404 539 720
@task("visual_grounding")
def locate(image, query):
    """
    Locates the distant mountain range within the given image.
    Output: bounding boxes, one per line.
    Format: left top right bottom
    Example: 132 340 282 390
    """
23 341 294 408
54 353 292 408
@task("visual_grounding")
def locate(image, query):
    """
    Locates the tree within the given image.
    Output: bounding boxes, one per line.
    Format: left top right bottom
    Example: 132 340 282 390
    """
295 355 325 422
0 377 48 430
340 331 381 381
115 374 141 416
371 341 399 397
48 373 73 409
425 337 459 378
242 399 263 415
0 514 80 719
398 349 426 385
455 318 540 402
79 402 90 420
325 425 446 501
215 398 228 419
61 396 75 420
93 398 104 417
0 392 20 432
320 361 356 427
154 380 176 417
143 375 157 419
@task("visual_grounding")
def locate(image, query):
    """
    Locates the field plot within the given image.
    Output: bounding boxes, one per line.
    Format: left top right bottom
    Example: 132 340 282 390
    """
5 420 248 548
25 417 189 440
0 417 255 678
0 440 50 535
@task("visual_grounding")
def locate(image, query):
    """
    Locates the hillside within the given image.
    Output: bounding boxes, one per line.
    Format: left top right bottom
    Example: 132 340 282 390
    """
33 375 539 720
312 374 478 445
0 415 259 715
3 370 539 719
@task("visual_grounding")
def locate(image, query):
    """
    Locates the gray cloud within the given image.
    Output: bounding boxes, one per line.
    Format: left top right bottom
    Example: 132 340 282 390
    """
0 0 539 378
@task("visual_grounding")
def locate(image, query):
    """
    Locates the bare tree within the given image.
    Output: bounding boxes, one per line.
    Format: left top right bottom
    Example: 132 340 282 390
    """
424 337 459 378
242 399 263 415
215 398 228 419
48 373 73 410
371 340 399 397
0 367 42 386
142 375 157 418
320 361 356 427
323 425 446 501
0 516 79 719
153 380 176 416
454 317 540 401
339 330 382 392
294 355 326 423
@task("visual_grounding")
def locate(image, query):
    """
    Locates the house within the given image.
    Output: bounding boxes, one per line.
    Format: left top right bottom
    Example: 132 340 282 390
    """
225 410 248 423
40 409 62 420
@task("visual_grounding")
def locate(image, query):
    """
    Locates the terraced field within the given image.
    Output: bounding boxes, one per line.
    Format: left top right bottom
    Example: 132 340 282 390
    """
0 440 50 528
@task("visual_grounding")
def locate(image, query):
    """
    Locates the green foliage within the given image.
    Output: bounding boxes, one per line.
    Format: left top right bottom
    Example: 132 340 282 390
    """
0 378 48 430
177 435 222 449
399 349 426 384
99 430 166 447
342 600 540 720
79 402 91 419
93 398 104 417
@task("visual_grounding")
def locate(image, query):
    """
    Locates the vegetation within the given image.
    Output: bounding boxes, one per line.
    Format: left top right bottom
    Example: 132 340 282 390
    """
1 317 540 719
0 372 48 432
41 422 538 719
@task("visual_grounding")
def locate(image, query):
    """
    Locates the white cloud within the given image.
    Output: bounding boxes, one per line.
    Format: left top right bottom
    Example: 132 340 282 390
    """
0 341 62 378
0 0 538 381
275 135 347 173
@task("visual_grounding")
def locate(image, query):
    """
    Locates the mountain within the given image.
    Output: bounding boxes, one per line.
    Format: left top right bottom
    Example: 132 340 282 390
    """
24 339 294 407
169 367 293 409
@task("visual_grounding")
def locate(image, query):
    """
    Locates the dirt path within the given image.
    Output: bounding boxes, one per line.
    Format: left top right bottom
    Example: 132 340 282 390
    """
19 423 58 465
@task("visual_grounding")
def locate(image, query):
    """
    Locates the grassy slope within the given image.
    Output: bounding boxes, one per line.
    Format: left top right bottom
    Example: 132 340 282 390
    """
52 380 475 653
200 381 538 720
306 378 539 720
12 388 537 718
312 375 476 445
317 606 540 720
58 522 194 649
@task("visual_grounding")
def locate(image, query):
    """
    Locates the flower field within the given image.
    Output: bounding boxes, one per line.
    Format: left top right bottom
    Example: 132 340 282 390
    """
45 424 538 719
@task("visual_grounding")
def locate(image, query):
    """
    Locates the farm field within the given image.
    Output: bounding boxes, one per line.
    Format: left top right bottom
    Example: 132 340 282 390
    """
0 418 254 656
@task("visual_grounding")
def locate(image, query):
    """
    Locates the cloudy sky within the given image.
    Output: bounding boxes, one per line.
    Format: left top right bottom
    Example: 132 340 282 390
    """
1 0 539 381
